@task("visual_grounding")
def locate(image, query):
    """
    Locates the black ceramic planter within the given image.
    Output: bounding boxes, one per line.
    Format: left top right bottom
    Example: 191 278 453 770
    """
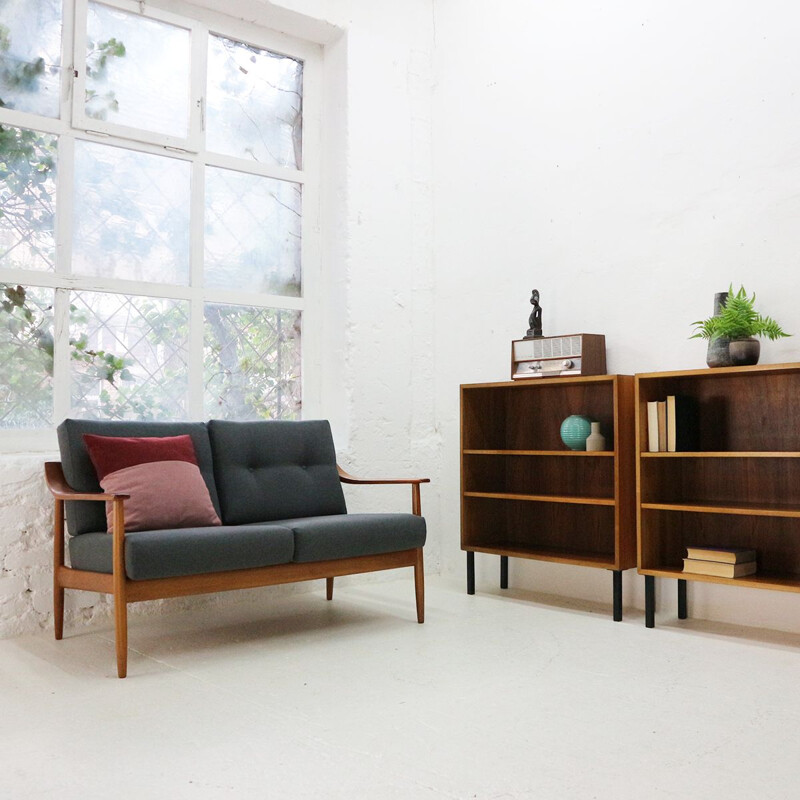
729 338 761 366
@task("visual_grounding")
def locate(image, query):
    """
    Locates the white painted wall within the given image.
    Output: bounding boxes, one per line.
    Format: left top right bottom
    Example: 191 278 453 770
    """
433 0 800 629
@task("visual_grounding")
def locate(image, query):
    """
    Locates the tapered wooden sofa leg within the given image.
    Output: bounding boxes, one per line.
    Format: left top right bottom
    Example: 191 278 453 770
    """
114 594 128 679
326 577 334 600
53 497 65 640
112 498 128 679
414 548 425 623
54 584 65 641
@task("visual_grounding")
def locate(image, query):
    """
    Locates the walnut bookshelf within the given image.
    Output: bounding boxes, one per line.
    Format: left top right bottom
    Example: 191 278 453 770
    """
460 375 636 620
635 362 800 627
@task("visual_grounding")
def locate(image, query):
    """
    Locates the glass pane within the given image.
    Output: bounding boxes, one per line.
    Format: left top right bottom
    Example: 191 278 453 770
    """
0 284 54 428
72 141 190 285
85 2 190 138
206 34 302 169
0 125 57 271
204 303 300 421
205 166 301 296
0 0 62 118
70 290 189 420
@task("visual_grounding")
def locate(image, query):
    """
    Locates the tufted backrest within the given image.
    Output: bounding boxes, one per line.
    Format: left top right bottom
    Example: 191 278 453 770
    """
57 419 221 536
207 419 347 525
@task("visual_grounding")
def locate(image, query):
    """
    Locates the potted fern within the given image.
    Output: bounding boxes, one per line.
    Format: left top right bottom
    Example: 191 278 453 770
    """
691 285 789 366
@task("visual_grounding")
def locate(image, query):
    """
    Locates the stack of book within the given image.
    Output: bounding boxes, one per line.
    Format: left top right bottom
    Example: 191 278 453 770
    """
646 394 699 452
682 546 757 578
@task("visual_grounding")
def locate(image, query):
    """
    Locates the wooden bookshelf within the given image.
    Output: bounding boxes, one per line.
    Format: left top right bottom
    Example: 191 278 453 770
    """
460 375 636 620
635 362 800 627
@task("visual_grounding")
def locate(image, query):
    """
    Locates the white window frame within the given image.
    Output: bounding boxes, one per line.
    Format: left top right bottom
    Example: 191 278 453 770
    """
0 0 323 452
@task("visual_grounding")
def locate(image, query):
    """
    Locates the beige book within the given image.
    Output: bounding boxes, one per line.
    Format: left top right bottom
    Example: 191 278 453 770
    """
647 401 659 452
686 547 757 564
683 558 757 578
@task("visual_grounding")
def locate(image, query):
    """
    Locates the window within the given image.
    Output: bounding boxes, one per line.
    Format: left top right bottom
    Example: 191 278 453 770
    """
0 0 319 446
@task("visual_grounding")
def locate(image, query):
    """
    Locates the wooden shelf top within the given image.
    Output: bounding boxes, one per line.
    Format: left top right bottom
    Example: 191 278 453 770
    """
640 451 800 459
464 490 615 506
464 449 614 457
466 543 617 569
635 361 800 381
641 500 800 518
639 566 800 593
461 374 629 390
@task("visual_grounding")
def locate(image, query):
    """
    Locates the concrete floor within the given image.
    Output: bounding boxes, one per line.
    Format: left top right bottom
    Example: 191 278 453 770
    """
2 576 800 799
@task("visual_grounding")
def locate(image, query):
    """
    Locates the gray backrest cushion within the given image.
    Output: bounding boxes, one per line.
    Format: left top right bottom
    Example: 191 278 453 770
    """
57 419 220 536
208 419 347 525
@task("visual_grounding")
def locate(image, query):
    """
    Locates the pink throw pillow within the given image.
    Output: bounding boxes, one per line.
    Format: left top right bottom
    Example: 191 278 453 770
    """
100 460 221 532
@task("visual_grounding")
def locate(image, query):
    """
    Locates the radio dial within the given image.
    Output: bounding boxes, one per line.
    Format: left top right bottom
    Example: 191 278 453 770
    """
562 359 573 369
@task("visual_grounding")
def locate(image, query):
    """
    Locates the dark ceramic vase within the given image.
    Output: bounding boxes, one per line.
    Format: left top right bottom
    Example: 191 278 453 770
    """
706 291 732 368
729 337 760 366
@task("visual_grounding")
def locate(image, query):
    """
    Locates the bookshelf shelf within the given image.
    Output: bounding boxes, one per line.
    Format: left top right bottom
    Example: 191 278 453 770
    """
461 375 636 620
640 451 800 459
464 449 615 457
469 543 616 569
639 566 800 594
635 362 800 627
464 491 616 506
640 500 800 518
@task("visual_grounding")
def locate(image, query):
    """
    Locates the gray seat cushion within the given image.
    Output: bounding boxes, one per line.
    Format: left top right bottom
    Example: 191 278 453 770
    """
208 419 347 525
69 524 294 580
285 514 427 563
57 419 220 537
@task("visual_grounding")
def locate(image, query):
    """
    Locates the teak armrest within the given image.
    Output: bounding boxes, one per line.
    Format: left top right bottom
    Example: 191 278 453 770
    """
44 462 129 502
337 466 429 486
337 466 429 516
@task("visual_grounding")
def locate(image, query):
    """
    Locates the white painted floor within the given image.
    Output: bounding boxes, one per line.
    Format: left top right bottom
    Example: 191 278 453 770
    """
2 576 800 799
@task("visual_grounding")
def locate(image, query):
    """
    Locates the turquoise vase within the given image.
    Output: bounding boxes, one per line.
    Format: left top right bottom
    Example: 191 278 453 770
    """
560 415 592 450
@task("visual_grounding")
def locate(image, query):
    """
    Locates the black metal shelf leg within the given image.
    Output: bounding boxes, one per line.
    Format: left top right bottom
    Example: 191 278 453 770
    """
678 579 688 620
645 575 655 628
500 555 509 590
467 551 475 595
612 570 622 621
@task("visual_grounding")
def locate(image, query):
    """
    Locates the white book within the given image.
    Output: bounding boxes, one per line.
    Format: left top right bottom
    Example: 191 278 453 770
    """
647 401 659 453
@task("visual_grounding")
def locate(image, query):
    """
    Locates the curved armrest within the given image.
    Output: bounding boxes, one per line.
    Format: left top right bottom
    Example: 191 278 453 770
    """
337 466 429 516
44 462 129 502
337 466 430 486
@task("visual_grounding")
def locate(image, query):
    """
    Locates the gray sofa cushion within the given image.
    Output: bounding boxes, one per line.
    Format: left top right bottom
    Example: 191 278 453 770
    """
69 524 294 580
286 514 427 563
208 419 347 525
57 419 220 537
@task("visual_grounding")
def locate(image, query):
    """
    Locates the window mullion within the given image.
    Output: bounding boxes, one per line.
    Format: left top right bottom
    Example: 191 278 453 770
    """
55 135 75 277
71 0 88 131
61 0 76 120
187 157 206 420
52 288 72 424
189 20 208 149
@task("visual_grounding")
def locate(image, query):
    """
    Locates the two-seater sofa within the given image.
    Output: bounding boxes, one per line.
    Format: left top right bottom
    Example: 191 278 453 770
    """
45 418 428 678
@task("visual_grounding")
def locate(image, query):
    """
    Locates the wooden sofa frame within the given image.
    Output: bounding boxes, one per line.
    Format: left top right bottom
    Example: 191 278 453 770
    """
45 462 428 678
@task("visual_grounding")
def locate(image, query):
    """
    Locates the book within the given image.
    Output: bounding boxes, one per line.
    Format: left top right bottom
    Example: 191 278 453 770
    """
657 400 667 452
685 546 757 564
647 401 659 452
666 394 699 452
683 558 757 578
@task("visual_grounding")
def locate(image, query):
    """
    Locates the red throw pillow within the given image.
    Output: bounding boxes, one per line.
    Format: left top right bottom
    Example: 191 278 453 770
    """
83 433 199 480
83 434 220 532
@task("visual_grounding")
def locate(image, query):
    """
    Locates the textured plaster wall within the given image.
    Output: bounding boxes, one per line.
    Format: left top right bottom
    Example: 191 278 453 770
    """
433 0 800 630
0 0 438 638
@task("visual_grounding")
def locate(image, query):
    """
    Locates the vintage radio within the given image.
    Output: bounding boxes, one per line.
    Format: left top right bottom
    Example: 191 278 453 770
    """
511 334 606 380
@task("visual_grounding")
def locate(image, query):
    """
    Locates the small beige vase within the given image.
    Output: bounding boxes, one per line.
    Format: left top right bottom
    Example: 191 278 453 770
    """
585 422 606 452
